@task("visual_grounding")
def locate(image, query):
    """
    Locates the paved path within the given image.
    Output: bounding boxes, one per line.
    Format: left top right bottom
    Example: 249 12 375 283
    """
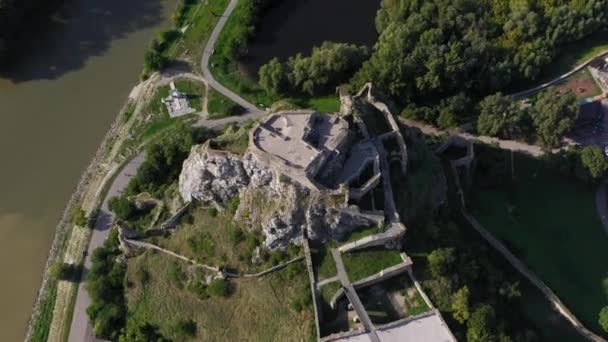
331 249 380 342
68 152 145 342
595 182 608 237
401 118 549 157
67 0 267 339
510 49 608 99
200 0 263 117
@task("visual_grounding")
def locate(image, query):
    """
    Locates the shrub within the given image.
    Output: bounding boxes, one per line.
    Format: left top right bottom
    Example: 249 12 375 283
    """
207 278 230 298
229 227 245 245
144 49 168 72
227 196 240 213
108 196 137 221
71 207 88 227
188 281 210 300
173 319 197 338
49 262 81 282
600 306 608 333
187 232 215 257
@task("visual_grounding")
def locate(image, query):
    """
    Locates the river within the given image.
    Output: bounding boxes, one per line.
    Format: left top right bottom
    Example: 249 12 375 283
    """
0 0 174 340
239 0 380 78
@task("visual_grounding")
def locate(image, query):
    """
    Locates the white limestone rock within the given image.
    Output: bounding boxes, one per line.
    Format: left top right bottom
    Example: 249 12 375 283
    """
179 144 249 204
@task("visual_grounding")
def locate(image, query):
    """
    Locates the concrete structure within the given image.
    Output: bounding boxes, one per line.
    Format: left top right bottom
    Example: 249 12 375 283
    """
161 81 196 118
323 311 456 342
251 110 350 189
589 57 608 92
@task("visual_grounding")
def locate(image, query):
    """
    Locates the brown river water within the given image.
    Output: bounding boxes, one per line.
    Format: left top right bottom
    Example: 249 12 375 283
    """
0 0 174 339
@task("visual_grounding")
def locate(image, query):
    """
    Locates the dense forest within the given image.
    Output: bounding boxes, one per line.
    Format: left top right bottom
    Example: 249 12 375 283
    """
353 0 608 113
255 0 607 147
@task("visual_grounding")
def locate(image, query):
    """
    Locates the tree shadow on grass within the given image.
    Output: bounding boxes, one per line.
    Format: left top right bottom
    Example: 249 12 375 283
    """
0 0 167 83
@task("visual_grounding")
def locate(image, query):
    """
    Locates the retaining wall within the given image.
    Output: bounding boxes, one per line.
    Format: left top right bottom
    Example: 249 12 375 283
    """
338 223 405 254
303 237 323 341
330 258 412 308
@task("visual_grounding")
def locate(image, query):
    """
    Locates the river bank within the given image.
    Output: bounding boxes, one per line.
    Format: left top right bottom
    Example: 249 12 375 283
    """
0 0 177 340
25 89 138 341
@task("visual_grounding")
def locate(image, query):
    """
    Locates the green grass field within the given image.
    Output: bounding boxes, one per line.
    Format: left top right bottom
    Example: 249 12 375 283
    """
171 0 230 64
342 248 403 282
473 154 608 335
312 241 337 280
174 79 204 111
207 88 243 118
125 251 314 341
339 225 385 245
295 96 341 113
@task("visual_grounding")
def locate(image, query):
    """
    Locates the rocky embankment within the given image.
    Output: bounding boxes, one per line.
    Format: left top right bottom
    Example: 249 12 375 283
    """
179 143 379 249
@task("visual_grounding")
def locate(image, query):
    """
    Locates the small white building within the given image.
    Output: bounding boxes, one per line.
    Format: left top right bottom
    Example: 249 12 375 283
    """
162 81 196 117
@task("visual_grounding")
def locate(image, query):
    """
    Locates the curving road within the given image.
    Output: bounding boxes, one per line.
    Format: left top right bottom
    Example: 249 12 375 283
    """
510 49 608 99
67 1 268 340
68 153 145 342
200 0 263 117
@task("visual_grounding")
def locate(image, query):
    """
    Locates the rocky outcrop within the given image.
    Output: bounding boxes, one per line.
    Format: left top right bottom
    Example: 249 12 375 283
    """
179 143 251 204
178 144 379 249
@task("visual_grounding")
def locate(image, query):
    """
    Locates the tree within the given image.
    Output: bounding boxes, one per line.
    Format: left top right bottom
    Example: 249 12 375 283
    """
119 319 168 342
427 247 456 278
580 146 608 180
260 42 369 96
600 306 608 333
477 93 523 139
467 304 497 342
71 207 88 227
531 89 579 149
259 57 287 95
172 319 197 338
50 262 80 281
108 196 137 221
451 286 471 324
144 49 167 72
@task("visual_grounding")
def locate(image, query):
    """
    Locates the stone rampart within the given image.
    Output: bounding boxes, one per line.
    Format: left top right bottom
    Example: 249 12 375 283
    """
436 135 474 169
330 257 412 308
160 202 191 229
303 236 323 341
359 83 408 174
348 173 381 201
338 223 405 254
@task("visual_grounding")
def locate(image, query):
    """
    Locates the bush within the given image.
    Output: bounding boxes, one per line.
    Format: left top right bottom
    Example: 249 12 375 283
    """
144 49 168 72
207 278 230 298
188 281 210 300
49 262 81 282
227 196 240 213
600 306 608 333
86 233 126 340
580 145 608 180
108 196 137 221
188 232 215 257
229 227 245 245
173 319 197 338
71 207 88 227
